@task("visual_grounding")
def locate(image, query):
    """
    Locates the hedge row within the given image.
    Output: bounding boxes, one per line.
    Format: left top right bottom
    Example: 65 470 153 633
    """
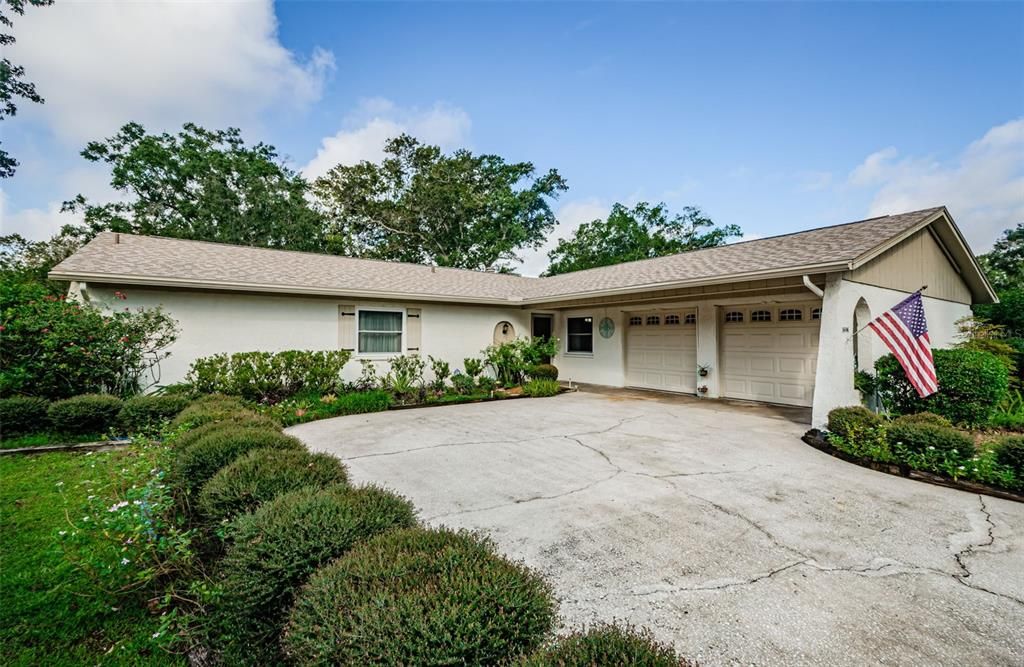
0 393 192 438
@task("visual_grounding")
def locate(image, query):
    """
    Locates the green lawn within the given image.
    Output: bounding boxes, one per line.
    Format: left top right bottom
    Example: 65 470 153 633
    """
0 450 184 666
0 433 105 450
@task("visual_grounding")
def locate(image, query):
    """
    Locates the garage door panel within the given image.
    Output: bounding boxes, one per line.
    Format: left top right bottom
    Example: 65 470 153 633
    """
721 304 820 408
626 311 697 394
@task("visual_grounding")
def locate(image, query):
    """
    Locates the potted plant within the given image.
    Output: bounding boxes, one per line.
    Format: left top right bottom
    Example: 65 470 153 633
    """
697 364 711 378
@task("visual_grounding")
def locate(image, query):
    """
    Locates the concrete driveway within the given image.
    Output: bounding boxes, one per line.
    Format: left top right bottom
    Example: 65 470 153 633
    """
289 390 1024 666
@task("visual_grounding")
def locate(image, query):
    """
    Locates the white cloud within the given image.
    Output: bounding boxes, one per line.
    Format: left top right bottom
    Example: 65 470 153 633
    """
518 198 608 277
7 0 334 142
847 118 1024 251
0 190 80 239
302 99 471 179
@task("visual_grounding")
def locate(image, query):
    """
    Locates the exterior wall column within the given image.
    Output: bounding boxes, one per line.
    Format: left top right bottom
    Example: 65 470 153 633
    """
811 274 859 428
696 302 720 398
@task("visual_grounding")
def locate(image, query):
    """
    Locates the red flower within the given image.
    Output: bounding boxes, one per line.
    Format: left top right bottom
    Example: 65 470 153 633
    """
114 291 127 300
119 336 129 343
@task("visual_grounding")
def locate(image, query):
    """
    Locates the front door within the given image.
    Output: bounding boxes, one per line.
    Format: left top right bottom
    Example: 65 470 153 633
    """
531 314 554 362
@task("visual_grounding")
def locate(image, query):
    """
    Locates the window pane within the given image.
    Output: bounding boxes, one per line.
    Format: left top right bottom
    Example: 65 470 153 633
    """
359 332 401 354
568 334 593 353
567 317 593 335
359 310 402 332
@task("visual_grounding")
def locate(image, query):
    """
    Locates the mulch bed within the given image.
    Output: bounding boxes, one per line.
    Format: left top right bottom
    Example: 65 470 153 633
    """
802 429 1023 504
388 385 576 411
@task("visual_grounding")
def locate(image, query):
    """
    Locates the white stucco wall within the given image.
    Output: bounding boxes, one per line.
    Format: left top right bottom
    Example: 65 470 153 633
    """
550 307 627 387
810 276 972 428
81 285 528 387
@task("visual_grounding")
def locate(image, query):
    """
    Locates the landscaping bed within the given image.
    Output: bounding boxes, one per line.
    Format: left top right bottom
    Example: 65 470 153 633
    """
802 428 1024 503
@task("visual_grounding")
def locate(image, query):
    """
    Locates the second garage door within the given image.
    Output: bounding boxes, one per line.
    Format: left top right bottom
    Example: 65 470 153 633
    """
720 303 821 407
625 310 697 393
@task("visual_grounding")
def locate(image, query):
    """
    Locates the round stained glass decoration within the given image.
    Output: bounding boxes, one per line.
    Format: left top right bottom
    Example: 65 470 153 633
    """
598 317 615 339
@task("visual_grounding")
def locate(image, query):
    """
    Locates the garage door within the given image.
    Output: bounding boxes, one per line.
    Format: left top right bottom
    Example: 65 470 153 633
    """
720 303 821 407
625 310 697 393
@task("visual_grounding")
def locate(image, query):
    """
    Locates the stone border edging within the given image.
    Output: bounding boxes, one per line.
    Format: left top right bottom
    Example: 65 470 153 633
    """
0 439 135 456
802 429 1023 504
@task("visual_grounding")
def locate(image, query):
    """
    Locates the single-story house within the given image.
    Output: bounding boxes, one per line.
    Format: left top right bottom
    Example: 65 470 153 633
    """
50 206 996 427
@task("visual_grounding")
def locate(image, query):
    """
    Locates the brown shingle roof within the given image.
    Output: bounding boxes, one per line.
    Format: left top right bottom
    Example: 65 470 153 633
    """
50 207 947 304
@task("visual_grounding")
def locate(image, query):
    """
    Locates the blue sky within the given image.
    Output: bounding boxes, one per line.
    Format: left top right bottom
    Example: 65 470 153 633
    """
3 1 1022 275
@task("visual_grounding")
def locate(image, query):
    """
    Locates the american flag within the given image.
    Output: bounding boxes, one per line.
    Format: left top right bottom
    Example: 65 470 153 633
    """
868 291 937 397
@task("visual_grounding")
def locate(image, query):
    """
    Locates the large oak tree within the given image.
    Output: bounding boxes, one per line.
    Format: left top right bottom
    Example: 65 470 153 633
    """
544 202 741 276
63 122 325 251
313 134 568 271
1 0 53 177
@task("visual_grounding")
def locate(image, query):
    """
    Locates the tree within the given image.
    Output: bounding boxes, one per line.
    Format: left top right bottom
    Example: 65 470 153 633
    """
977 223 1023 292
1 227 91 294
1 0 53 177
314 134 568 271
544 202 741 276
974 223 1024 339
63 122 325 251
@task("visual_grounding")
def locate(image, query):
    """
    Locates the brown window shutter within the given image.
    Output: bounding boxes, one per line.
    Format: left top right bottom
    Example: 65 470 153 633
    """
406 308 422 355
338 305 356 352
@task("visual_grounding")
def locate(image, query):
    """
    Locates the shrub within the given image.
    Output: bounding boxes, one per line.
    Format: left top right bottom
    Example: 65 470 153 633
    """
47 394 123 435
892 412 953 429
887 422 973 460
428 355 451 391
477 375 498 393
119 394 191 434
173 427 304 496
524 378 561 397
187 350 351 403
0 285 178 399
170 394 250 429
451 371 477 395
826 406 882 439
284 527 556 666
875 348 1009 426
522 623 691 667
210 485 416 664
994 435 1024 476
197 448 349 525
169 414 281 452
0 396 50 437
529 363 559 381
384 354 425 398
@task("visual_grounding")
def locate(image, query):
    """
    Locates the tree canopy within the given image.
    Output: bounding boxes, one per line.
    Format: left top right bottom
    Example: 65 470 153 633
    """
543 202 741 276
313 134 567 271
1 0 53 177
63 122 325 251
975 223 1024 339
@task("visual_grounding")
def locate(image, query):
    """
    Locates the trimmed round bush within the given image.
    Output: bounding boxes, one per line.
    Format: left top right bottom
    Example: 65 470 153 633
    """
875 348 1009 426
0 396 50 437
169 394 248 429
169 413 281 452
893 412 953 429
522 623 692 667
529 363 559 381
284 526 556 666
198 448 349 525
210 485 417 665
994 435 1024 476
47 394 123 435
174 427 304 495
119 394 191 434
887 422 974 460
827 406 882 439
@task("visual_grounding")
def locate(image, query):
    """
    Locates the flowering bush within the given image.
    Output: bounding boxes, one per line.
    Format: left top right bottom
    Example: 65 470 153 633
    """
186 350 351 403
483 337 558 386
0 281 179 399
